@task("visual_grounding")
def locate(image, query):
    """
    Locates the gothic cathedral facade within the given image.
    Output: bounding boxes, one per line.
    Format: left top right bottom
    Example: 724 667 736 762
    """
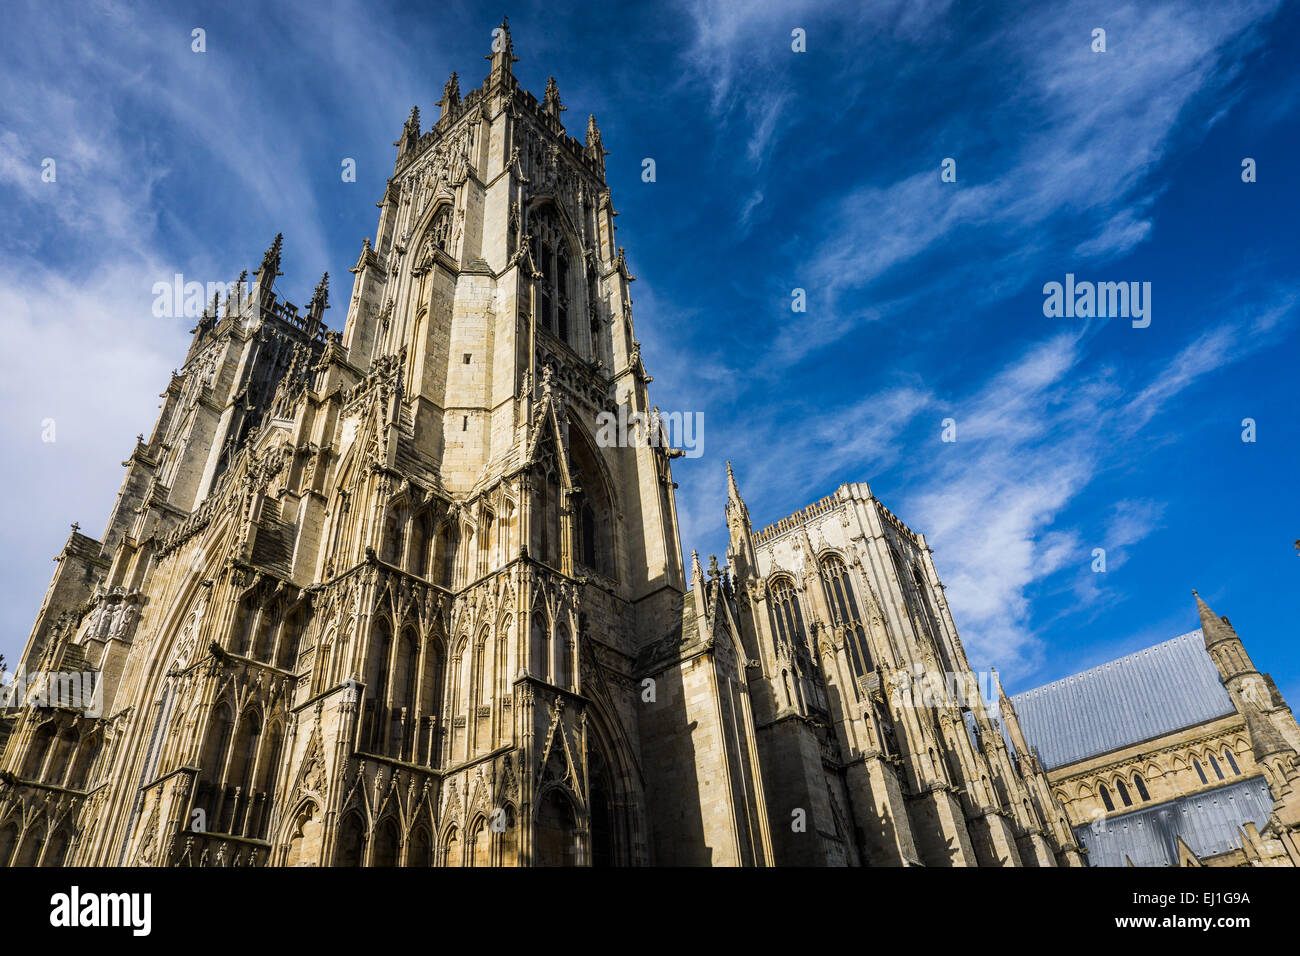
0 22 1085 867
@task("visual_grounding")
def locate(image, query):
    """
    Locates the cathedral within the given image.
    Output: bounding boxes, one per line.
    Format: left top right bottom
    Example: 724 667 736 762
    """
1 21 1297 868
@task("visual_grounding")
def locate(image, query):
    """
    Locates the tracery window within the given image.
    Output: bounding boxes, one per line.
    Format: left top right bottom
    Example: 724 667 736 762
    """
818 555 872 677
529 206 573 346
768 578 808 658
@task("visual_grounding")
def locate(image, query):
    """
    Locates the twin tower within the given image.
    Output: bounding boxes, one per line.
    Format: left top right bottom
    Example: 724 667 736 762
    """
0 21 1081 867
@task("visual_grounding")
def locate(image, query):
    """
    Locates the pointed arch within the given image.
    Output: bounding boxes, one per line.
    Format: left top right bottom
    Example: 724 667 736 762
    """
335 811 367 866
534 787 579 867
567 420 617 579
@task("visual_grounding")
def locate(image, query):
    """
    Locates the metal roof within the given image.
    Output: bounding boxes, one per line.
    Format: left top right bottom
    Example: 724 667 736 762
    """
1008 630 1234 770
1075 776 1274 866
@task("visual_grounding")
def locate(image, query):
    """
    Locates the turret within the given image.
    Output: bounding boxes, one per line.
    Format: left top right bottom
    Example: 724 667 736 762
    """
253 233 283 310
585 114 608 179
394 105 421 165
486 15 518 87
724 462 758 583
1195 591 1300 819
543 75 565 120
994 668 1038 773
437 71 461 121
307 271 329 336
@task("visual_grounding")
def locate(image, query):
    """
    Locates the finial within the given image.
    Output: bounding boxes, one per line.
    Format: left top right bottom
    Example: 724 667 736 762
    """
257 233 284 280
543 76 565 114
488 14 518 66
311 272 330 310
439 71 461 114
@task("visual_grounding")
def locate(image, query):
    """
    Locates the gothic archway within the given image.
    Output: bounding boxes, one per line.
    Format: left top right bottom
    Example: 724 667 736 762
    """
534 788 578 866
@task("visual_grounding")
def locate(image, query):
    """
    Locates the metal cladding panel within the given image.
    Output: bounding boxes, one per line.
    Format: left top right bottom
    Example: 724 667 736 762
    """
1008 630 1235 770
1074 776 1273 867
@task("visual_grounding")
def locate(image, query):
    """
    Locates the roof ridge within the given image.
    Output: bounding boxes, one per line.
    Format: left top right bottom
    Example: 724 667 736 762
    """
1012 629 1205 699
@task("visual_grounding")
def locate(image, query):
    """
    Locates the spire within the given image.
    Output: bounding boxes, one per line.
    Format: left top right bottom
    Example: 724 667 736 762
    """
256 233 283 282
438 71 461 119
724 460 750 527
993 667 1034 769
584 114 608 176
724 461 758 583
543 76 565 116
394 106 421 162
1193 590 1239 649
255 234 283 307
486 14 518 84
311 272 329 309
307 272 330 330
690 549 703 586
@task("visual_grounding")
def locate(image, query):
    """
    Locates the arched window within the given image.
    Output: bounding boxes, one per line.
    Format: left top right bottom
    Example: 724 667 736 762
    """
66 731 100 791
468 816 491 867
194 702 231 822
554 624 572 690
1134 774 1150 801
443 826 461 867
530 614 549 681
233 595 258 655
535 789 578 867
1116 779 1132 807
277 605 306 671
335 813 367 866
0 824 19 868
1194 759 1208 784
438 522 460 588
21 722 57 781
410 511 432 578
1223 748 1240 775
1208 754 1224 780
818 556 871 676
429 204 453 254
529 206 576 347
365 619 394 753
768 578 808 658
371 818 400 867
1099 784 1114 812
49 726 78 786
499 805 519 867
569 428 614 578
389 628 419 759
381 509 402 565
254 724 284 839
408 828 432 867
251 604 277 662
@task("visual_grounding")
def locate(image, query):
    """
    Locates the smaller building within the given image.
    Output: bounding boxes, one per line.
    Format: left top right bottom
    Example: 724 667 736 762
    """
1005 594 1300 866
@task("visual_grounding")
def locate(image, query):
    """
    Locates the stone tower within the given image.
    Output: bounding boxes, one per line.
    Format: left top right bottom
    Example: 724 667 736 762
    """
0 19 688 867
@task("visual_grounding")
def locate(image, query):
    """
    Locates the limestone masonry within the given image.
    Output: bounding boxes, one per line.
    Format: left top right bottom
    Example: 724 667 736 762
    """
3 21 1297 867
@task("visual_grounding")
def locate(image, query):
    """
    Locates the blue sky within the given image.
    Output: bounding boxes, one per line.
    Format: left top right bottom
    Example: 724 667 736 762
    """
1 0 1296 702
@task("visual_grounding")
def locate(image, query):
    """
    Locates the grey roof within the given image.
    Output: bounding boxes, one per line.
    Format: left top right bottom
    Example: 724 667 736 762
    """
1076 776 1274 867
1009 630 1234 770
